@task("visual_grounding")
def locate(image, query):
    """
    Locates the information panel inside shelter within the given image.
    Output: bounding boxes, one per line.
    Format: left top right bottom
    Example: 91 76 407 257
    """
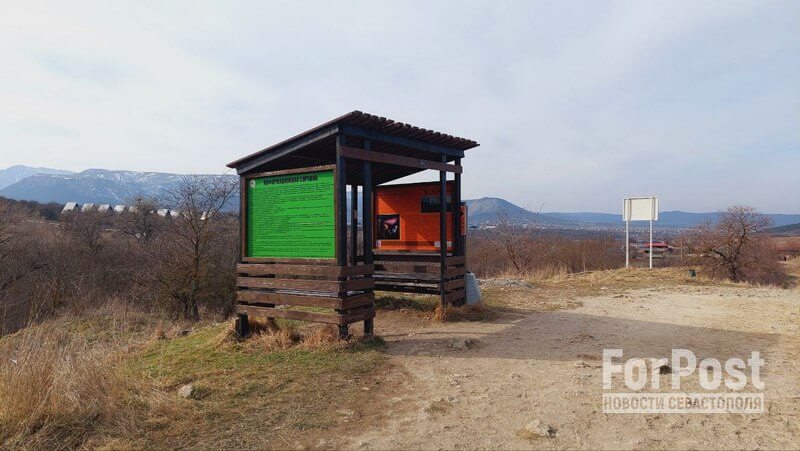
246 169 335 258
374 181 454 252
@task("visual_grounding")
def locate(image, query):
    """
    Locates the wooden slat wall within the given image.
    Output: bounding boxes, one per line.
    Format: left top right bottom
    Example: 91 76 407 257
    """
237 263 373 277
237 277 375 292
372 253 467 306
236 260 376 326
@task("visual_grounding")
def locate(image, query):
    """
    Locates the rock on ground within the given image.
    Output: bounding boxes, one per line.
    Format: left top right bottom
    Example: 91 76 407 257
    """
178 384 196 399
521 419 557 438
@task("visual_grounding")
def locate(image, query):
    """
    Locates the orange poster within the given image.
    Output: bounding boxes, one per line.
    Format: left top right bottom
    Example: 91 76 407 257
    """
374 182 455 251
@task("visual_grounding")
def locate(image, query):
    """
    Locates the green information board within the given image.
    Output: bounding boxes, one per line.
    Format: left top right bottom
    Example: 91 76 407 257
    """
246 169 335 259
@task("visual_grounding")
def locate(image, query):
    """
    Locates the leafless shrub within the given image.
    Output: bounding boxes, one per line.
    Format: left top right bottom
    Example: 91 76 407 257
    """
686 206 788 285
1 183 239 334
62 210 109 254
469 223 623 278
477 205 623 277
155 176 238 321
0 201 66 332
117 196 161 245
489 209 542 272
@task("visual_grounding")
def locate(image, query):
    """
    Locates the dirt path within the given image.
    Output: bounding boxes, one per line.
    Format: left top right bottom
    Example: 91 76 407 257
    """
349 284 800 449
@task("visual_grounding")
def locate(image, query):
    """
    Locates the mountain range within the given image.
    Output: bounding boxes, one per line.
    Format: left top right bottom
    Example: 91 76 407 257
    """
2 165 799 229
457 197 800 229
542 210 800 229
0 166 236 206
0 165 73 190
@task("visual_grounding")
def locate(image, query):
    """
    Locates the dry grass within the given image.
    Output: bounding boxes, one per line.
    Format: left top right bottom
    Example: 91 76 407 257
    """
534 266 727 291
374 292 496 323
0 302 164 448
481 264 797 315
380 266 784 325
781 257 800 283
300 324 341 348
246 325 302 350
0 303 390 449
376 294 438 313
488 265 722 292
214 318 355 351
771 236 800 253
470 267 742 312
0 323 145 449
128 322 387 448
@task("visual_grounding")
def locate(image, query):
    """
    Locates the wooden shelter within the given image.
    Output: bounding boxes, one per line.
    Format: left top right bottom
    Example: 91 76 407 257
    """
227 111 479 338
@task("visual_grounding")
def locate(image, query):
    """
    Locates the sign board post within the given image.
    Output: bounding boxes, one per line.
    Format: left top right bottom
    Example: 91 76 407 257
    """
623 196 659 269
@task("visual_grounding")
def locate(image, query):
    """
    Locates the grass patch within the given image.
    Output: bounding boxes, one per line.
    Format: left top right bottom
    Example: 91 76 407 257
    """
1 309 390 449
0 322 146 450
376 292 500 323
780 257 800 284
124 323 388 448
375 293 438 312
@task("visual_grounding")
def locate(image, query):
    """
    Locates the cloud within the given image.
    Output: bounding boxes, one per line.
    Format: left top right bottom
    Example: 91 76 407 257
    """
0 0 798 212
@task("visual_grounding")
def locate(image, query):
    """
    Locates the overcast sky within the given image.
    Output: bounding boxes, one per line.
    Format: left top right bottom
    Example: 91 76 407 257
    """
1 1 798 213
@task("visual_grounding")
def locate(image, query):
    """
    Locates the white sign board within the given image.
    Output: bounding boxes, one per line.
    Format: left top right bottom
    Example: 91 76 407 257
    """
623 196 659 270
623 197 658 222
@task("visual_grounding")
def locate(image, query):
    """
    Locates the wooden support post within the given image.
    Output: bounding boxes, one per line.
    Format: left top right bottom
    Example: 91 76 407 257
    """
439 155 447 307
461 200 468 258
336 135 348 268
453 158 462 257
239 176 246 260
350 184 358 265
363 143 373 266
235 313 249 339
363 140 374 337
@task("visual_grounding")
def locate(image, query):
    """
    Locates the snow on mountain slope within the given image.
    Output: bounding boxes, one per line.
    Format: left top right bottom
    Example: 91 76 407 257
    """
0 168 237 207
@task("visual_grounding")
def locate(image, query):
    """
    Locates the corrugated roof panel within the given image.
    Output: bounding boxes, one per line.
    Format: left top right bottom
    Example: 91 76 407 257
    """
227 111 479 171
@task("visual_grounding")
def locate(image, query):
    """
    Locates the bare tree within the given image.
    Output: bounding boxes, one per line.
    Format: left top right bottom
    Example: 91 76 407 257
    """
0 199 18 254
687 206 779 283
157 176 238 321
489 204 560 274
491 209 536 272
118 196 161 245
62 210 107 254
0 199 35 281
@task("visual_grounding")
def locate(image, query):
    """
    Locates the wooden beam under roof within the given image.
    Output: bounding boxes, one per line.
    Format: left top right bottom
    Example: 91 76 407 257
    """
339 124 466 158
338 146 462 173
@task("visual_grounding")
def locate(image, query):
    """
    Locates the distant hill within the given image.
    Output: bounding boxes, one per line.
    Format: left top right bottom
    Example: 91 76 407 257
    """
654 211 800 228
464 198 574 226
769 222 800 236
544 210 800 228
543 212 619 224
0 165 73 190
0 168 237 207
579 211 724 228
